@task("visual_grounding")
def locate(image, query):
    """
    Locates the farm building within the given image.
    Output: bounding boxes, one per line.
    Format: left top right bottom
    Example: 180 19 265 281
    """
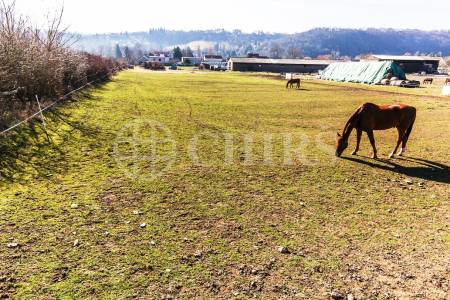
362 55 440 74
320 61 406 84
201 61 227 71
228 58 332 73
203 55 224 62
247 53 269 59
181 57 202 65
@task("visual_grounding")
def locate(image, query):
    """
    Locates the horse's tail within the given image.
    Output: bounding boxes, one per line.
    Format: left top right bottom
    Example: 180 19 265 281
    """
286 80 290 89
404 108 416 142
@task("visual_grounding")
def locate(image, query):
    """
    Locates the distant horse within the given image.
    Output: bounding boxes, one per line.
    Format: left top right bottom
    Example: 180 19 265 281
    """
445 78 450 85
423 78 433 85
286 78 301 89
336 103 416 159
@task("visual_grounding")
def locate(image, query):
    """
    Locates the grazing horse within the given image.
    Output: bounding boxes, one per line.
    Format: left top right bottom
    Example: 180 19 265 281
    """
286 78 301 89
336 103 416 159
423 78 433 85
445 78 450 85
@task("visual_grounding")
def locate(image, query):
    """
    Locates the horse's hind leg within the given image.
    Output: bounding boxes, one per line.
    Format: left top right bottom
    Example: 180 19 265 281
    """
352 129 362 155
399 119 415 156
398 130 407 156
398 130 409 156
367 130 378 159
389 128 403 159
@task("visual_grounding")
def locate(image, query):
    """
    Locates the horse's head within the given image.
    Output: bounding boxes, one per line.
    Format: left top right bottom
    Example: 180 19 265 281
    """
335 132 348 157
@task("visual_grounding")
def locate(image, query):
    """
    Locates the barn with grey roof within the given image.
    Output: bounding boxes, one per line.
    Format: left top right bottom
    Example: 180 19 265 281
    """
227 58 333 73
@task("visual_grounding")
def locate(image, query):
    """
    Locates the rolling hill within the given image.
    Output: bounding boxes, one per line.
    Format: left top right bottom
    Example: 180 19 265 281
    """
74 28 450 58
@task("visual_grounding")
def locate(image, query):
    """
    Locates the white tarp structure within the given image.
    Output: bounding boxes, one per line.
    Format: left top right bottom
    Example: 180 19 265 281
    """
442 85 450 96
320 61 406 84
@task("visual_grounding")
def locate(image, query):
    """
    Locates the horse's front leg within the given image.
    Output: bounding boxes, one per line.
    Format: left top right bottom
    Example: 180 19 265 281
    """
389 128 403 159
367 130 378 159
352 129 362 155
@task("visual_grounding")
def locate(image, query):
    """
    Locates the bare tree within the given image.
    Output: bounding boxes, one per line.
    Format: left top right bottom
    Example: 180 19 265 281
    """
269 42 284 59
0 0 123 130
286 45 302 59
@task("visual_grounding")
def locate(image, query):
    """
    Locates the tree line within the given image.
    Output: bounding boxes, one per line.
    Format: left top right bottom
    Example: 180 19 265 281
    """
77 28 450 60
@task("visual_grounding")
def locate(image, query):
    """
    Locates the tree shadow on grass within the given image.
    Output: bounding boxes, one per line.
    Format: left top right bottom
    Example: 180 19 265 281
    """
0 123 61 183
0 105 101 184
343 156 450 184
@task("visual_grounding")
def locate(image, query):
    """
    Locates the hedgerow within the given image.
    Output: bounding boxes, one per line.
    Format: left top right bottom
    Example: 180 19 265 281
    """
0 1 125 130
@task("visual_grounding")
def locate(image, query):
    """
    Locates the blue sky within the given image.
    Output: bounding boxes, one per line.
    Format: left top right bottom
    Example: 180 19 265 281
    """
14 0 450 33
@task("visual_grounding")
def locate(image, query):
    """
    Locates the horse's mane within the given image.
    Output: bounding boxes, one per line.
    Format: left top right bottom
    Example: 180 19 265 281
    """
342 106 361 138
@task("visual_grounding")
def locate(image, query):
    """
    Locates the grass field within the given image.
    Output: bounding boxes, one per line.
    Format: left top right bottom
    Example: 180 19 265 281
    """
0 69 449 299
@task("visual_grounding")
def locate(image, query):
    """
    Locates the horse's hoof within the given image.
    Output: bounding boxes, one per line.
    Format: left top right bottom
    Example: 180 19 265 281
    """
351 151 357 156
372 155 378 159
388 153 394 159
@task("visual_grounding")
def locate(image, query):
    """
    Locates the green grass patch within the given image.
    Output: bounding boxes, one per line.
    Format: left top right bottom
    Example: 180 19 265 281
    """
0 70 449 298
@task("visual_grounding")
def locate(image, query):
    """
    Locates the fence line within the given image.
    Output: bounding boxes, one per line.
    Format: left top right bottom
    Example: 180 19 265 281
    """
0 70 118 136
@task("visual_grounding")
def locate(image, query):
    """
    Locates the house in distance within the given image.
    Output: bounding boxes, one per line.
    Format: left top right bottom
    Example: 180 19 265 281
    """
138 51 172 65
203 55 224 62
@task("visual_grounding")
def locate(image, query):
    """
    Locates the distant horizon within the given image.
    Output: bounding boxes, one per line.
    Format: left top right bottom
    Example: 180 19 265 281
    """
74 27 450 36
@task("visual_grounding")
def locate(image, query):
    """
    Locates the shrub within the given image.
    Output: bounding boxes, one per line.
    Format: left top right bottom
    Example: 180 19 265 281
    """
0 1 125 131
143 61 166 71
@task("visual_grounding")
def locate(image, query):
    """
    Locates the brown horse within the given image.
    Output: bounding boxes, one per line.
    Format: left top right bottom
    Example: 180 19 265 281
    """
423 78 433 85
286 78 300 89
336 103 416 159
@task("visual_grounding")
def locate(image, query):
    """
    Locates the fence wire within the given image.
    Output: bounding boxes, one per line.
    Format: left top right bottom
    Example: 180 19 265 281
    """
0 70 118 136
